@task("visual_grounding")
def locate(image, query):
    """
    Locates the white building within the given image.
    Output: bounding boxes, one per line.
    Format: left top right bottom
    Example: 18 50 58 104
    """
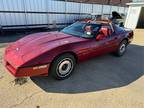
125 1 144 29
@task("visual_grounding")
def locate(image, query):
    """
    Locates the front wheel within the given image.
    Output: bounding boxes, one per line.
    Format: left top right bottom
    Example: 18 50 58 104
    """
50 53 76 80
115 40 128 57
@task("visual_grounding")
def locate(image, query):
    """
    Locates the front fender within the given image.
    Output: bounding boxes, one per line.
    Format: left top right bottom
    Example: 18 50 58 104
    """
22 43 77 67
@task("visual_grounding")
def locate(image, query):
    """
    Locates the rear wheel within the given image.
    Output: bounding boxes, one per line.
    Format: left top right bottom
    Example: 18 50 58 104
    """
50 53 76 80
115 40 128 57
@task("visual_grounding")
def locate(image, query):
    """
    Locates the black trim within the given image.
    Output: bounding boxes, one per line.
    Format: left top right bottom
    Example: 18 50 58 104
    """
0 11 90 15
20 62 50 68
2 23 72 28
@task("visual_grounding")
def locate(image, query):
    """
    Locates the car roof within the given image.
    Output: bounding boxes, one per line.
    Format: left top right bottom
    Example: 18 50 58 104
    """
87 20 112 26
96 20 112 24
77 20 113 27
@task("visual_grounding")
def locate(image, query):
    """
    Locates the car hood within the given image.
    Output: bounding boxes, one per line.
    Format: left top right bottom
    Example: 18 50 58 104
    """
5 31 85 67
10 32 72 55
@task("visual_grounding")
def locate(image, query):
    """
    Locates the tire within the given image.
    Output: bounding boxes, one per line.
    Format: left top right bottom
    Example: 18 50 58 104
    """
50 53 76 80
115 40 128 57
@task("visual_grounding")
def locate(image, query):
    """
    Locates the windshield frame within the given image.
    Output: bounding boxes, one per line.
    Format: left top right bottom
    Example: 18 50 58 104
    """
61 22 101 39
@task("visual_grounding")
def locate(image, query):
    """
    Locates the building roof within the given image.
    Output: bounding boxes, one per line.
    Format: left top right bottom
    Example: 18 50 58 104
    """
126 2 144 6
67 0 131 6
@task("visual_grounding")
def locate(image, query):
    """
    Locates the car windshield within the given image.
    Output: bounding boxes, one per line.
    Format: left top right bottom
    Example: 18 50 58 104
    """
61 22 101 38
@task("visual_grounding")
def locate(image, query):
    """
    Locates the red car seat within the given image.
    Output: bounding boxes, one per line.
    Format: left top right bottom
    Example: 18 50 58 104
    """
96 27 109 41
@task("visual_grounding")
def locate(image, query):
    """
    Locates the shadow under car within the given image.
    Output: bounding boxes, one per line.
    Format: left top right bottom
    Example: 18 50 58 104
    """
31 44 144 94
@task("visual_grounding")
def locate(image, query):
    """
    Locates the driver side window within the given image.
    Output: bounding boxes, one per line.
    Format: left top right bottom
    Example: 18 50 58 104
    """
96 25 112 41
101 26 112 37
83 24 101 38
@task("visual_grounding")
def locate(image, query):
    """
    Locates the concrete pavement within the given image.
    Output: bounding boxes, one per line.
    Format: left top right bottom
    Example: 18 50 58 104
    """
0 29 143 108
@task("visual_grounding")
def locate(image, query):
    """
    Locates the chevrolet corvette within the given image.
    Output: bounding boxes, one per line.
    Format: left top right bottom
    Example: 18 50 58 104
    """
4 20 133 79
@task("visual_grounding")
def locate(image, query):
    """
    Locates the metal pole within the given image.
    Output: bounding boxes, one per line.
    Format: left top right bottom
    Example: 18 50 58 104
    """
65 0 67 25
109 0 112 17
79 1 82 19
79 1 81 17
1 0 7 28
23 0 28 29
46 0 49 28
101 4 104 15
92 3 94 14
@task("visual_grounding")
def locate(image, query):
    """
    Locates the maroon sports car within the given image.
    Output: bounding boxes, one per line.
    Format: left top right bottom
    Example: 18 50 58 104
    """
4 20 133 79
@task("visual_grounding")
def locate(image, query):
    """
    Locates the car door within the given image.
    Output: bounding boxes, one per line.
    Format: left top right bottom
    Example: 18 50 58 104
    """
75 39 96 61
90 27 119 57
89 38 110 57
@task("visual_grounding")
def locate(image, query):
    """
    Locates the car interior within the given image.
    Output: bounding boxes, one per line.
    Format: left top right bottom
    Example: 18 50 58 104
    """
96 26 112 41
84 23 113 40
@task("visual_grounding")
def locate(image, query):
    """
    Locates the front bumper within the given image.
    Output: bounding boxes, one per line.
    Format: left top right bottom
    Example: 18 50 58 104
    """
5 61 50 77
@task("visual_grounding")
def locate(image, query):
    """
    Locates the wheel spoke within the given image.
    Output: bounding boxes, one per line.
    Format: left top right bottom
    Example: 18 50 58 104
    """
120 44 126 53
56 58 73 77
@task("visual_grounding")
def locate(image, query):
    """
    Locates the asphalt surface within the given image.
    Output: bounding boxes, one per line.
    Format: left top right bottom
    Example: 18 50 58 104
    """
0 29 144 108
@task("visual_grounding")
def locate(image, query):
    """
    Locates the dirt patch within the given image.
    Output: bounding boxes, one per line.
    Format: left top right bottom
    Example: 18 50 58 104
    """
0 76 4 79
10 77 29 85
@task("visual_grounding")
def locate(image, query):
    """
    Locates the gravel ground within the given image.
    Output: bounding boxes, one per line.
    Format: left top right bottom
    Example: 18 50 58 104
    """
0 29 144 108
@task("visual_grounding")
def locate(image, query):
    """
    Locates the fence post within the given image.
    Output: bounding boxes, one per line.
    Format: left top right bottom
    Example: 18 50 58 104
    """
101 4 104 15
92 3 94 14
23 0 28 29
79 1 81 19
65 0 67 25
46 0 49 28
0 25 2 35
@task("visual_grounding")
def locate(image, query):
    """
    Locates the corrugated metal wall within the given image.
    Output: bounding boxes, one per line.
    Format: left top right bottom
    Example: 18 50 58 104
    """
0 0 128 29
